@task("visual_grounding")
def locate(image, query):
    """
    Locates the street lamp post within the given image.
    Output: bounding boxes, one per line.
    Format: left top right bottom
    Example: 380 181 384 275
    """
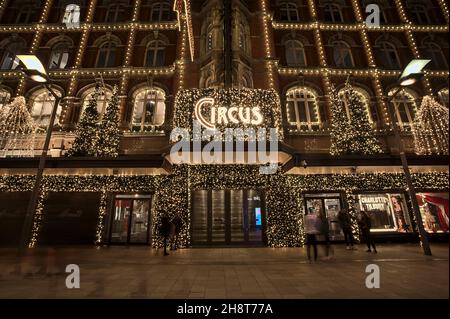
16 55 62 255
386 59 432 256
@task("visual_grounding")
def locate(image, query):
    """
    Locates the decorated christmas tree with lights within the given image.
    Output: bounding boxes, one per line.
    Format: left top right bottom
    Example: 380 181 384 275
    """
330 81 383 155
96 85 120 157
67 86 101 157
413 96 449 155
329 83 353 156
0 96 36 157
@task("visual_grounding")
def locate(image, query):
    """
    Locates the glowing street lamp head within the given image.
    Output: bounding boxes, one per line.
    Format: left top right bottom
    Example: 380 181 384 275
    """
16 55 49 83
399 59 431 87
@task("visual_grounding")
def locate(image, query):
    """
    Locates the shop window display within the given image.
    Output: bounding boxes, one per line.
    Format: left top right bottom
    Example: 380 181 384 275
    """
357 193 411 233
417 193 449 233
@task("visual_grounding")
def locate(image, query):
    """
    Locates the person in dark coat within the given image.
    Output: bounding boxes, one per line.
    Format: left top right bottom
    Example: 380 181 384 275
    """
357 210 377 253
159 217 172 256
170 216 183 250
338 208 355 250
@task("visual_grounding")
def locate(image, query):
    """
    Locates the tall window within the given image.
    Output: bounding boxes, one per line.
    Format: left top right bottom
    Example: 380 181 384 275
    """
379 41 401 69
62 4 81 25
16 6 37 24
324 4 343 22
132 88 166 131
49 42 70 69
96 42 117 68
332 41 354 68
339 88 373 123
236 18 250 54
145 40 165 67
424 42 448 69
31 89 62 126
0 89 11 110
389 89 417 127
411 4 430 24
105 4 125 22
438 89 449 108
279 2 299 21
151 2 170 21
286 87 321 131
285 40 306 67
81 88 112 120
0 40 26 70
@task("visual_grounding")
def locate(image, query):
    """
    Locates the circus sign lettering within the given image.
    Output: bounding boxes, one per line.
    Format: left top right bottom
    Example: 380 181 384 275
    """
194 97 264 129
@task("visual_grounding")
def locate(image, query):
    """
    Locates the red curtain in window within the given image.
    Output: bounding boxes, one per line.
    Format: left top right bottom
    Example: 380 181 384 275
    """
422 195 449 232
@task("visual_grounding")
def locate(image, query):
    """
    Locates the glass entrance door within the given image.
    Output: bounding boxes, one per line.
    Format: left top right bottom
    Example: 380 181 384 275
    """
305 194 344 241
110 195 152 244
192 189 266 245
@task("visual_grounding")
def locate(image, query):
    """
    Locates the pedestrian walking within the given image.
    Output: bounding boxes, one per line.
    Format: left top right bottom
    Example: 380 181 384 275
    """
338 208 355 250
170 216 183 250
159 216 172 256
304 208 321 262
357 210 377 253
319 210 334 260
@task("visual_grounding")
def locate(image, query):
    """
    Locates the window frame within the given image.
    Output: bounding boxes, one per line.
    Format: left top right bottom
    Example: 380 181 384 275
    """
30 89 62 127
379 41 401 69
150 2 171 21
324 3 344 23
279 2 299 22
286 87 321 132
49 42 71 69
132 87 166 131
96 41 117 68
144 40 166 67
285 39 307 67
389 89 417 127
332 41 354 68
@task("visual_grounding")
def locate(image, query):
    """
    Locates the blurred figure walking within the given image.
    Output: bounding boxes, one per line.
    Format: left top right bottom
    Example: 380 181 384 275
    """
357 210 377 253
304 208 321 262
338 208 355 250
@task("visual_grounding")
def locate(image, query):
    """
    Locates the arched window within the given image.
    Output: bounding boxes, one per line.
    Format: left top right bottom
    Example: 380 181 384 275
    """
105 4 125 23
132 87 166 131
49 42 70 69
285 40 306 67
16 6 37 24
81 87 113 120
96 41 117 68
438 88 449 108
0 88 11 110
145 40 165 67
389 88 417 127
411 4 430 24
324 4 343 22
286 87 321 131
338 87 373 123
279 2 299 21
62 4 81 26
30 89 62 126
237 19 250 54
379 41 401 69
424 42 448 69
151 2 170 21
0 39 26 70
332 41 354 68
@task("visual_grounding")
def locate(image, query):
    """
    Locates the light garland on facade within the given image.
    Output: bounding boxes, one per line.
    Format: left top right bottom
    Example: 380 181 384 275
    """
0 170 447 248
260 0 275 89
174 0 194 62
436 0 449 23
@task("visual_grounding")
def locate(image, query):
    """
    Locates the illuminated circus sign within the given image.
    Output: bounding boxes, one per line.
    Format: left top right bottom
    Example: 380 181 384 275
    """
194 97 264 129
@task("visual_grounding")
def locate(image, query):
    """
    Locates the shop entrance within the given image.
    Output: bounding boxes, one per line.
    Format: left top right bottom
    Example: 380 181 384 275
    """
191 189 267 246
109 195 152 245
304 193 344 241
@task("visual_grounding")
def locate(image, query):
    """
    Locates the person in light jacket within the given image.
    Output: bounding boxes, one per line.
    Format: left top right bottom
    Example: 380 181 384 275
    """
304 208 321 262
